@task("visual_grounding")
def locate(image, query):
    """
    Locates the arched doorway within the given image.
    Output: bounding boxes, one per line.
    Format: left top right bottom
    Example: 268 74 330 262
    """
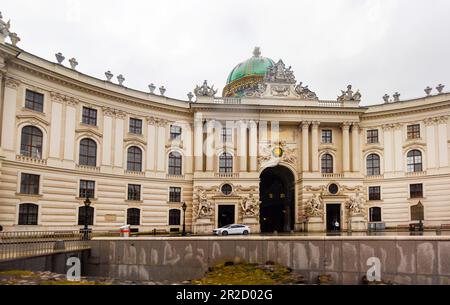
259 165 295 233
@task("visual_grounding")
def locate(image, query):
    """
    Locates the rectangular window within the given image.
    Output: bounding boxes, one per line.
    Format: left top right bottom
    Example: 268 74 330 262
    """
368 186 381 201
78 206 94 226
367 129 379 144
169 187 181 202
79 180 95 198
127 208 140 226
20 173 40 195
82 107 97 126
407 124 420 140
128 184 141 201
222 128 232 143
25 90 44 112
170 125 182 140
129 118 142 135
410 183 423 198
321 130 332 143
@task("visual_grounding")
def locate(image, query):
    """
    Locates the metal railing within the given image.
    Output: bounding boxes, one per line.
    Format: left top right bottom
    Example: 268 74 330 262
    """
0 230 119 262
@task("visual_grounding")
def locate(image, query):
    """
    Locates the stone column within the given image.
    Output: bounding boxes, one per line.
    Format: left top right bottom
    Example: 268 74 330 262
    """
425 119 437 169
311 121 320 172
438 117 449 168
342 122 351 172
113 112 125 167
49 93 64 159
101 108 114 166
194 113 203 172
249 121 258 172
205 119 215 172
239 120 248 172
393 124 403 172
63 99 78 162
156 121 167 172
301 122 310 172
382 125 394 173
146 117 157 171
1 77 20 151
351 123 360 172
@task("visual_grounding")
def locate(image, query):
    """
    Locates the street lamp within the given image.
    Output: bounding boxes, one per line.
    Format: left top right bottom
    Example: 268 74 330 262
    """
83 196 91 240
182 202 187 236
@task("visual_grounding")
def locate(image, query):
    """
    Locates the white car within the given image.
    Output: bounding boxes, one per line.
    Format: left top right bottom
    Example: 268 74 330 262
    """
213 224 250 236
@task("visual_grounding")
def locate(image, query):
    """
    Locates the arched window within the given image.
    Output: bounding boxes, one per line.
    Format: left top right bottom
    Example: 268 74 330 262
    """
127 208 140 226
78 206 94 226
168 152 182 175
169 209 181 226
321 154 333 173
20 126 43 158
369 207 382 222
219 153 233 173
407 150 423 172
366 154 381 176
79 138 97 166
18 203 38 225
127 146 142 172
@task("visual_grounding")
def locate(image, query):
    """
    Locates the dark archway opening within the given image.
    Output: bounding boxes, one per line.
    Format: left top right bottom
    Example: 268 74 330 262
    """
259 165 295 233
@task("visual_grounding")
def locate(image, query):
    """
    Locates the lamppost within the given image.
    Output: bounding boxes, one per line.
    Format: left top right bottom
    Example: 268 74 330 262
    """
182 202 187 236
83 197 91 240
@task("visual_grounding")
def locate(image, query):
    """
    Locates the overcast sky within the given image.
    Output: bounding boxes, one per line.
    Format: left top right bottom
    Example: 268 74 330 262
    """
2 0 450 105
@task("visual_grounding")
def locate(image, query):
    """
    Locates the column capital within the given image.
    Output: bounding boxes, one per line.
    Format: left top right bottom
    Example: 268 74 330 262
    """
301 121 311 129
351 122 360 130
311 121 320 128
342 122 352 130
4 76 20 89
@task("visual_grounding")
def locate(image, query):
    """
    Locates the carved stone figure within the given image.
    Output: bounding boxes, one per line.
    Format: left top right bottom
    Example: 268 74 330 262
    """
240 194 260 217
346 192 366 216
337 85 362 102
0 13 10 37
305 193 323 217
194 80 217 97
194 188 214 219
294 82 318 100
244 83 267 97
264 59 296 84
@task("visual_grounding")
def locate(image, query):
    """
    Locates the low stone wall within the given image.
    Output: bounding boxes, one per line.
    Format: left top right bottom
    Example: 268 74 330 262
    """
0 250 90 275
88 235 450 285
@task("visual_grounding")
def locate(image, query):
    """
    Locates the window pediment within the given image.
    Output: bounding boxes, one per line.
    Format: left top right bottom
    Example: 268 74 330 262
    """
403 139 426 151
16 114 50 127
363 144 384 154
75 127 103 139
124 135 147 146
319 144 336 152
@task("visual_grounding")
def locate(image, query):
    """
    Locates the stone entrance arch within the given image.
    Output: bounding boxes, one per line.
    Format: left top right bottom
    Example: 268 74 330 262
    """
259 165 295 233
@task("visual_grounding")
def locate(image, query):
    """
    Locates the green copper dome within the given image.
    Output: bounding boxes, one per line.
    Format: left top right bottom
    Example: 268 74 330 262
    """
223 47 274 97
226 48 275 84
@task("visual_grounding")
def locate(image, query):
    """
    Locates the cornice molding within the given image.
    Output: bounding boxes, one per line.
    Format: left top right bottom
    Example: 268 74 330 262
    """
8 60 191 116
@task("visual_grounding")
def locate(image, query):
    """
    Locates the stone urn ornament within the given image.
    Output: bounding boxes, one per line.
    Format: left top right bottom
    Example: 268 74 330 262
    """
148 83 156 94
105 71 113 82
424 86 432 96
159 86 166 96
55 52 65 64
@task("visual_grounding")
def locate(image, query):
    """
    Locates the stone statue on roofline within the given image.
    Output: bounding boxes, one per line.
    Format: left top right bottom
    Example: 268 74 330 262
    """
194 80 217 97
337 85 362 102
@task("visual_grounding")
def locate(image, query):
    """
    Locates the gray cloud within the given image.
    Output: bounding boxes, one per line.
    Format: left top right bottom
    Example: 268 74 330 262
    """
2 0 450 105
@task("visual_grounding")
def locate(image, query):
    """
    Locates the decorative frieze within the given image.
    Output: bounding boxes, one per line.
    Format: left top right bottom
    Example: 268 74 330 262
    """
146 116 170 127
424 116 449 126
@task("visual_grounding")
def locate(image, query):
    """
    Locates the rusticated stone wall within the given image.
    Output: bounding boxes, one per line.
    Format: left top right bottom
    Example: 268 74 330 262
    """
88 235 450 285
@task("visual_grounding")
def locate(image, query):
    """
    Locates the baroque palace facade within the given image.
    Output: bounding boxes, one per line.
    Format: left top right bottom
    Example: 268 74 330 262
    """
1 14 450 233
